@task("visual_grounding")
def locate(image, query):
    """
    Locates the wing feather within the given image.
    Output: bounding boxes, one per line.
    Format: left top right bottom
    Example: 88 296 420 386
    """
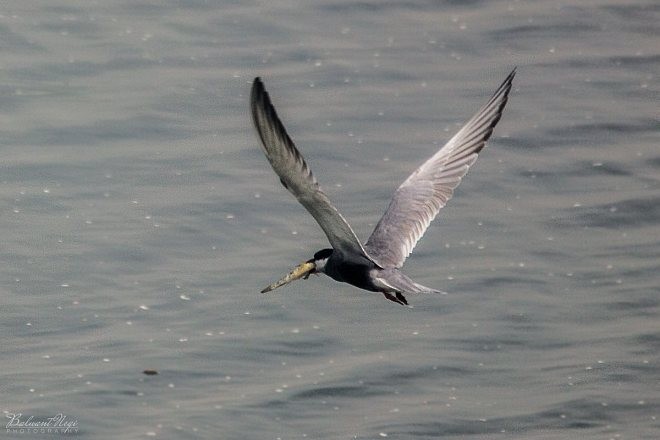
365 68 516 268
251 77 376 262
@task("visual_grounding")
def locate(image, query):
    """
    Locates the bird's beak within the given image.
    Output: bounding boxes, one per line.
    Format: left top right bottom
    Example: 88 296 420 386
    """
261 261 316 293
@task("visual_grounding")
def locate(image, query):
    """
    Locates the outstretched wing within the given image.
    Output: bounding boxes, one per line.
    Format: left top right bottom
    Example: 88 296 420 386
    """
365 68 516 268
251 77 377 263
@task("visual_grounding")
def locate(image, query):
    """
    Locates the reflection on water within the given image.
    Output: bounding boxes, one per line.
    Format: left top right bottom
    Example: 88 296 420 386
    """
1 1 658 438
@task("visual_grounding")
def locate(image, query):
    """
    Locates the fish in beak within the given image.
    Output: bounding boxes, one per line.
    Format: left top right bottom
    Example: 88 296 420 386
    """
261 261 316 293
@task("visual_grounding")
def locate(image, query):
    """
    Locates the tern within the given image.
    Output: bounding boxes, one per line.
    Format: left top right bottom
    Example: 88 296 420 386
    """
251 69 515 305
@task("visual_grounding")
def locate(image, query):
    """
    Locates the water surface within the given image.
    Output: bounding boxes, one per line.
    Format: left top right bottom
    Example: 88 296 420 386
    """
1 0 658 438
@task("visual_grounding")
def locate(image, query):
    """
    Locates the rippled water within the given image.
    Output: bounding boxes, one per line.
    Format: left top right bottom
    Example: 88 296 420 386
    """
1 1 658 438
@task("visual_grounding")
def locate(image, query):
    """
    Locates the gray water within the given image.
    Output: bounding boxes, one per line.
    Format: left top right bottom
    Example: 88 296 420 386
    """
1 1 658 439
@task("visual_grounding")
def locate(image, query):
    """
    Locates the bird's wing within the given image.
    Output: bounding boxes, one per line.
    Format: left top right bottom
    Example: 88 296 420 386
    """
365 68 516 268
251 77 377 263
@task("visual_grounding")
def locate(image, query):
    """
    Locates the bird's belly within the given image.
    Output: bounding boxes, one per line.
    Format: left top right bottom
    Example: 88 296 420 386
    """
326 262 379 292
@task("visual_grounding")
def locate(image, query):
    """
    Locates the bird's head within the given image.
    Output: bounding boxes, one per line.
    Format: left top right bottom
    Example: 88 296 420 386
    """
261 248 333 293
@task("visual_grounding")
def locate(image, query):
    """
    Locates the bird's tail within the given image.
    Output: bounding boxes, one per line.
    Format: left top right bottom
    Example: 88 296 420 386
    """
379 269 446 295
411 281 447 295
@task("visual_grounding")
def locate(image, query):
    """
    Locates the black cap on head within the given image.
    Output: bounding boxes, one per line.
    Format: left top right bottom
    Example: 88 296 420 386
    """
313 248 333 261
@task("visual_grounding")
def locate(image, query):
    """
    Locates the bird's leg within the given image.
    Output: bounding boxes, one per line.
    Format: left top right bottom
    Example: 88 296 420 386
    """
382 292 408 306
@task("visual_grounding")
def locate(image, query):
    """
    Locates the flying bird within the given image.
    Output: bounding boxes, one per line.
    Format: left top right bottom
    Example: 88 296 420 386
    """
251 69 515 305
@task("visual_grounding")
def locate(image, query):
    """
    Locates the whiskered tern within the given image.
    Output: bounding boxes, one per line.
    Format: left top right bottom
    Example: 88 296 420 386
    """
251 69 515 305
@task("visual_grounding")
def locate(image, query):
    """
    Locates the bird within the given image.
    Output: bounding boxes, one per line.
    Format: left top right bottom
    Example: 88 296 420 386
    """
251 68 515 305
